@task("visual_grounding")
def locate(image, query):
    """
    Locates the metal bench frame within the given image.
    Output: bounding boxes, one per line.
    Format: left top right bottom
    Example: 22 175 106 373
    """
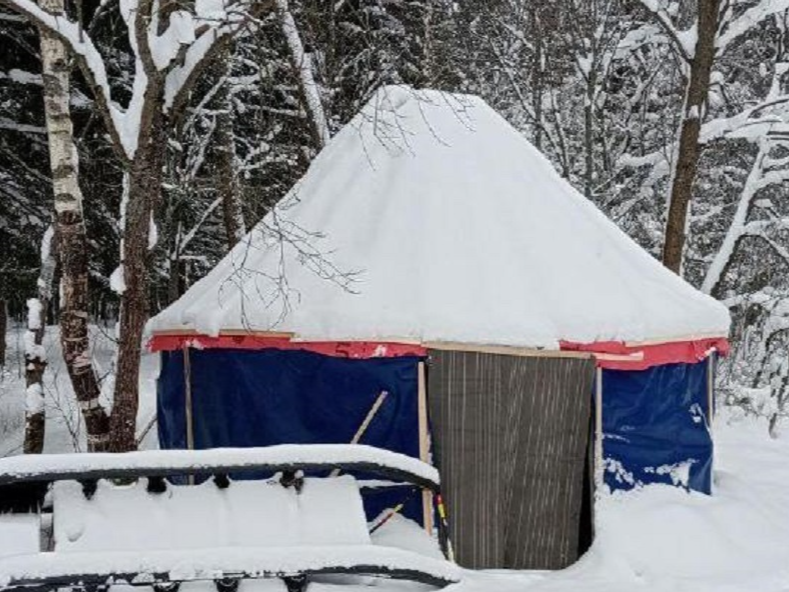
0 445 457 592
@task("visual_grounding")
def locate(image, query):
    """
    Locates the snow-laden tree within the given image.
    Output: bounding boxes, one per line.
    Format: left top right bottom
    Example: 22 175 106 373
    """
635 0 789 273
0 12 51 320
33 0 112 452
153 0 439 306
22 227 55 454
0 0 280 451
2 0 787 440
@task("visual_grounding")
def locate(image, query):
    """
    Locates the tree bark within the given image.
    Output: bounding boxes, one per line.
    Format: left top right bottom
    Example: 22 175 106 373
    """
39 0 111 452
583 69 597 199
214 49 246 250
276 0 329 149
108 111 164 452
661 0 720 273
23 227 57 454
531 7 544 151
167 252 183 304
0 300 6 369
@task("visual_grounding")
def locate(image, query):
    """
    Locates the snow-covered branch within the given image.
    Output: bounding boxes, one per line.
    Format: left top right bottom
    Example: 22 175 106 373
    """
178 196 222 254
701 140 767 294
755 167 789 193
165 0 275 114
636 0 694 61
0 118 46 134
716 0 789 56
0 0 124 151
0 0 275 161
0 68 41 85
624 92 789 175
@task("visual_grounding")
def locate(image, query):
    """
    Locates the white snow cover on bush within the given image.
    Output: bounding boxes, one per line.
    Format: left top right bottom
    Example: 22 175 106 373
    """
150 85 729 348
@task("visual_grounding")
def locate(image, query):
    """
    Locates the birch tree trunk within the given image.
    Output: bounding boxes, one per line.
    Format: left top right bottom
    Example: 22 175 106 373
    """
661 0 720 273
39 0 111 452
167 239 183 304
24 300 47 454
1 0 277 453
23 226 56 454
276 0 329 149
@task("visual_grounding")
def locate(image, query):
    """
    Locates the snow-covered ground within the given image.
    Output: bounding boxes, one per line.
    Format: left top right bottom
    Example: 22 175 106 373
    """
477 414 789 592
0 323 158 456
2 327 789 591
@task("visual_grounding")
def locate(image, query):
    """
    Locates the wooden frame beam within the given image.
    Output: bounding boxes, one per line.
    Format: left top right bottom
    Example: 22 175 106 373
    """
417 361 434 535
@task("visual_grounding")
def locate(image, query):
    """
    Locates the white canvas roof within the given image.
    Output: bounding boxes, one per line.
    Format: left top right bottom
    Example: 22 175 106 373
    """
150 86 730 349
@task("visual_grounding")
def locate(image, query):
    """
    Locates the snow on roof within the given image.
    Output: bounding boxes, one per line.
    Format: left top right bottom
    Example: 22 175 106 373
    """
150 85 730 348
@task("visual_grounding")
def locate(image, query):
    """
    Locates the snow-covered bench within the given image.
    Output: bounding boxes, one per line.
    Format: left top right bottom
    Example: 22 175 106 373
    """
0 445 459 592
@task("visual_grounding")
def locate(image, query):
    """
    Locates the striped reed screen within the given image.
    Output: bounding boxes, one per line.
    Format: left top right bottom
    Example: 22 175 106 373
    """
427 350 595 570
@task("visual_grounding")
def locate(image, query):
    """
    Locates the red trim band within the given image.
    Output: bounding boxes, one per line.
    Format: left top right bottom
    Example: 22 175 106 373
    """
150 333 728 368
559 337 729 370
148 333 427 359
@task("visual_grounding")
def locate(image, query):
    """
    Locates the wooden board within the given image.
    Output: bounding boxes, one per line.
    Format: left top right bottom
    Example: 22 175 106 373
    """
417 361 434 535
425 341 592 359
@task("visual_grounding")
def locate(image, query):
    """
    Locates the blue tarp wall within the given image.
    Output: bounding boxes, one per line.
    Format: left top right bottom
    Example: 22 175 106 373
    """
157 348 715 520
157 348 423 522
600 360 713 494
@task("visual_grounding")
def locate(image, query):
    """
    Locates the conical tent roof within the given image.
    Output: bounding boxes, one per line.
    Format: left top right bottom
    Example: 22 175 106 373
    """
151 86 729 349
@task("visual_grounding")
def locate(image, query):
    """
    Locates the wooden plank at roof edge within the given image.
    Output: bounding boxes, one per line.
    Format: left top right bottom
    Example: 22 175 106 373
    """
154 330 728 347
151 329 295 338
154 330 421 343
425 342 593 359
290 336 424 345
623 333 728 347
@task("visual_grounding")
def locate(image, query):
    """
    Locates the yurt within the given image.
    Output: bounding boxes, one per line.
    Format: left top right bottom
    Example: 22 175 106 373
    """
149 86 730 571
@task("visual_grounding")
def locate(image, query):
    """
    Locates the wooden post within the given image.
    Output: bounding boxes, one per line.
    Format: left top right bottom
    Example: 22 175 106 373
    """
183 345 195 485
594 367 604 489
329 390 389 477
707 352 715 426
707 352 715 494
350 391 389 445
417 361 434 535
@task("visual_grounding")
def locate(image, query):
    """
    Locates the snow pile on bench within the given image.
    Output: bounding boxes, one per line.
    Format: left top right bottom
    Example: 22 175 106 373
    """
54 476 369 552
0 444 439 487
0 469 459 589
0 516 39 560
